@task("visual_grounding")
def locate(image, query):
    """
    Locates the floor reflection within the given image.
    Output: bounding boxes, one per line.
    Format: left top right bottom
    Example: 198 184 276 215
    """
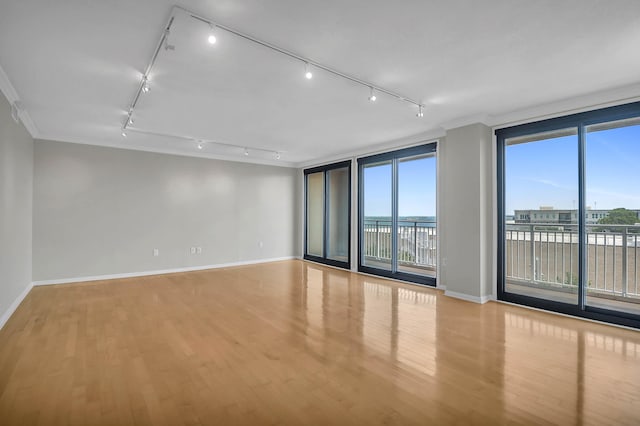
503 310 640 425
301 264 440 377
296 261 640 424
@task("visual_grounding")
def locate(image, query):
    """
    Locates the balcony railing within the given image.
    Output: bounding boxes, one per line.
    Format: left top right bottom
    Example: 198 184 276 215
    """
363 220 437 269
506 223 640 299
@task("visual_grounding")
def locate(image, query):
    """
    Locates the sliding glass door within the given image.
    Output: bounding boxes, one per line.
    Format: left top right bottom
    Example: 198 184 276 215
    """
502 128 579 304
359 143 437 286
585 117 640 316
498 101 640 328
304 161 351 269
361 160 393 272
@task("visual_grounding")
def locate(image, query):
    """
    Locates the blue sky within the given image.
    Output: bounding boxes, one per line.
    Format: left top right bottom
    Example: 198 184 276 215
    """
361 123 639 218
363 156 436 217
506 123 640 215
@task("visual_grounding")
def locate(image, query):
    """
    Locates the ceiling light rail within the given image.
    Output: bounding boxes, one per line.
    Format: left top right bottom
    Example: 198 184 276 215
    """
121 5 426 152
179 5 423 110
122 14 177 131
125 127 286 160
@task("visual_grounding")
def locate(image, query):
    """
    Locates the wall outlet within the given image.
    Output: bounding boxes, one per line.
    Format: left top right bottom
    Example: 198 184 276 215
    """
190 247 196 254
153 248 159 257
196 247 202 254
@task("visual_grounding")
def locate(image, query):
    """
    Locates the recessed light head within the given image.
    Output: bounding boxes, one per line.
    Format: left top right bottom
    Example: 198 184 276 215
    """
121 130 127 137
275 152 281 160
368 87 377 102
416 105 424 118
208 25 217 44
244 148 249 156
197 142 204 150
142 82 150 93
304 63 312 80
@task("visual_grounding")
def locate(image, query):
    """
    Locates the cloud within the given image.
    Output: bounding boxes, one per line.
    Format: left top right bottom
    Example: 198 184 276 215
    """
524 177 574 191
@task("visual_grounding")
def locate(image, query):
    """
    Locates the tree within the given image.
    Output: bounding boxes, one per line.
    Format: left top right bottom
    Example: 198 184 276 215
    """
597 208 638 225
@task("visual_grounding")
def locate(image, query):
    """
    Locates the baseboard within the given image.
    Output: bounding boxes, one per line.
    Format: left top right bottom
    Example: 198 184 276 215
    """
445 290 492 304
496 300 640 332
0 282 33 331
32 256 296 286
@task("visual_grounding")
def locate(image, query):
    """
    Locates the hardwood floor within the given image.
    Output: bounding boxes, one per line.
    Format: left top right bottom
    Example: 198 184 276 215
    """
1 260 639 425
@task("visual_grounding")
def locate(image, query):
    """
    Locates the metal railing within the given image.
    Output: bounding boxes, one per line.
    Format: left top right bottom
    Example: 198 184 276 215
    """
506 223 640 299
363 220 437 268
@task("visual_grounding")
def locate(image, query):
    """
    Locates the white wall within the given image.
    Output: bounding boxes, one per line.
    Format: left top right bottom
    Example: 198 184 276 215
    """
439 123 494 302
33 140 300 282
0 92 33 328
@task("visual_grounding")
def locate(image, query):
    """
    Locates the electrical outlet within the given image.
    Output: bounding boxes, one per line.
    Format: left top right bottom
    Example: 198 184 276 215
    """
153 248 159 256
190 247 196 254
196 247 202 254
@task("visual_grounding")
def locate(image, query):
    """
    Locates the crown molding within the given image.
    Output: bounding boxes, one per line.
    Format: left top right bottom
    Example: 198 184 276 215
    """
36 134 298 168
489 82 640 129
295 127 445 169
439 113 491 131
0 63 40 138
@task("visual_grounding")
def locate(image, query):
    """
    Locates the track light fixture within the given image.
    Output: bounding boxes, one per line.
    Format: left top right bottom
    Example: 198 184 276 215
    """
142 77 150 93
304 62 313 80
122 6 428 159
207 25 217 44
163 29 175 51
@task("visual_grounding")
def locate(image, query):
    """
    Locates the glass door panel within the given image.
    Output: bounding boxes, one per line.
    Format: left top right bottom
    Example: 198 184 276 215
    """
306 171 324 257
362 161 393 271
326 167 350 262
504 128 579 304
397 154 436 277
585 118 640 315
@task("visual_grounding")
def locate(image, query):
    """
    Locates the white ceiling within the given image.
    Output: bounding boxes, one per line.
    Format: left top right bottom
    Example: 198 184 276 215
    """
1 0 639 167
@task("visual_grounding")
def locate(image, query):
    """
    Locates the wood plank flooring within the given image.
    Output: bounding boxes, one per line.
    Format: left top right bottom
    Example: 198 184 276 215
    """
1 259 639 425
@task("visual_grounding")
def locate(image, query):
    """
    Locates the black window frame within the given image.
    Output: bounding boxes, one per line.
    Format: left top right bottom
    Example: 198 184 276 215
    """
357 143 438 286
303 160 352 270
497 101 640 329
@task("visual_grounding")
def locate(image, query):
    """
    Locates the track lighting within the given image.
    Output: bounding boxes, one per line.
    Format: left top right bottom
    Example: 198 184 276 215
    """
207 25 217 44
304 63 313 80
142 77 150 93
123 6 428 159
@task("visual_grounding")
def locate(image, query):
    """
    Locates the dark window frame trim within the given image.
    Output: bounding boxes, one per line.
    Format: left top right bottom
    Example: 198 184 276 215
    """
357 143 438 287
496 101 640 329
303 160 352 270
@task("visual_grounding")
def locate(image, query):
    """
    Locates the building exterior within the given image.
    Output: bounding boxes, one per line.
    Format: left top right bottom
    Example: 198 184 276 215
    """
513 207 640 225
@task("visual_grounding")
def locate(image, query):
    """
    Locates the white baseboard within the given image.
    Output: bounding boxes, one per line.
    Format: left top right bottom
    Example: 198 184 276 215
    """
0 282 33 331
32 256 296 286
496 300 640 332
445 290 493 304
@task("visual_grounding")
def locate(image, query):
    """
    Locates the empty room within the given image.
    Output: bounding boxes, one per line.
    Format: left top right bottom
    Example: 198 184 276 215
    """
1 1 640 424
